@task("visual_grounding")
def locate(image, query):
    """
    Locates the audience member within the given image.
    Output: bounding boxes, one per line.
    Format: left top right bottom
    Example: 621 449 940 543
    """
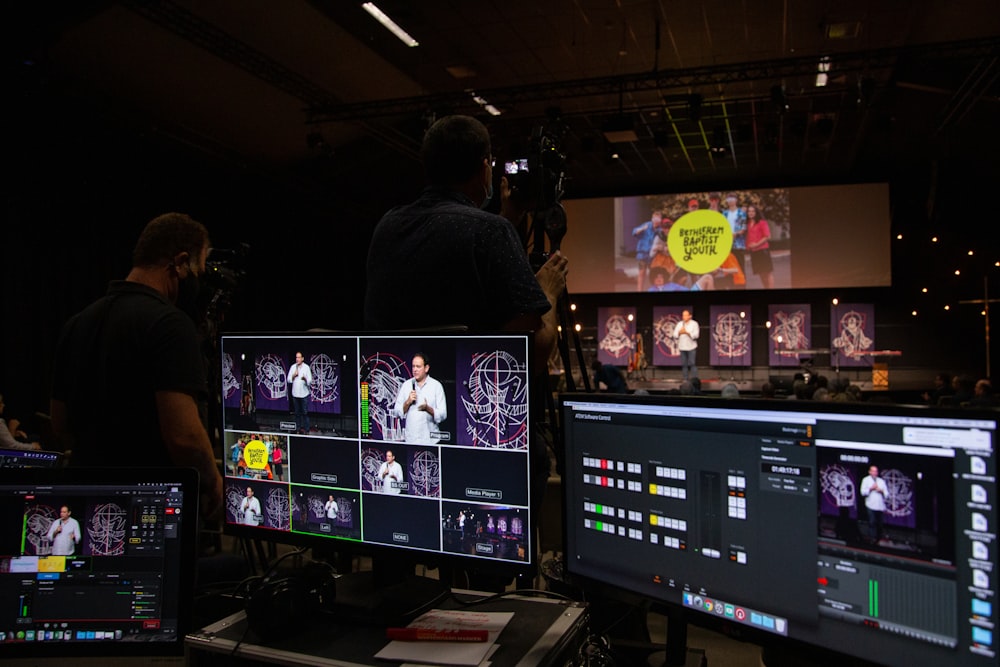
759 381 776 399
591 360 629 393
922 372 953 405
969 379 997 408
943 375 976 407
0 393 41 451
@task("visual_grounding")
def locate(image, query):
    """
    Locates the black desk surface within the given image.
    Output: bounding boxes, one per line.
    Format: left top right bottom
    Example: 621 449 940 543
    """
187 591 587 667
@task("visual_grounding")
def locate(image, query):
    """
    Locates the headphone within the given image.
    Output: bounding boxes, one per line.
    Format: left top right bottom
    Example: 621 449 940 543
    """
244 561 338 641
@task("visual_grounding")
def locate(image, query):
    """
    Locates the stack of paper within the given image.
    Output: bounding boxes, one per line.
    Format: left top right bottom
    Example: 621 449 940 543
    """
374 609 514 666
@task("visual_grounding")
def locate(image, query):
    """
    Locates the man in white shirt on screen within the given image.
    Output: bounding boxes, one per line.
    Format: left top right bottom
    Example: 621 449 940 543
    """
393 353 447 444
46 505 81 555
672 309 700 381
377 449 404 495
241 486 262 525
860 465 887 542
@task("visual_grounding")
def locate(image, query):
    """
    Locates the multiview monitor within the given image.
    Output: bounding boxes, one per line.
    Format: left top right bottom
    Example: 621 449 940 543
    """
560 393 997 667
218 332 535 581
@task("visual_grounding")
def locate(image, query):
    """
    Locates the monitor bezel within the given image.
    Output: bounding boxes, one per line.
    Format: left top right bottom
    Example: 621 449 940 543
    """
558 391 998 667
0 465 200 660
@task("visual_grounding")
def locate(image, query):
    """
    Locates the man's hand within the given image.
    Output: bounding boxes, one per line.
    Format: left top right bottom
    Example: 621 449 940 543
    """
535 251 569 303
499 176 530 225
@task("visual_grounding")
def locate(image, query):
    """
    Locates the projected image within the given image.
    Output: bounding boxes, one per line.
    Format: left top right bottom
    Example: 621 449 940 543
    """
224 431 288 481
220 336 356 437
225 480 291 532
816 447 956 563
359 341 455 445
441 501 528 562
560 183 891 294
360 444 440 498
21 499 125 557
290 487 361 540
617 189 790 293
454 339 531 449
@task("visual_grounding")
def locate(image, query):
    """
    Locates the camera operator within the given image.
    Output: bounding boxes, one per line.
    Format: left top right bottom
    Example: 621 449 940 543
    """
364 114 568 373
364 115 568 591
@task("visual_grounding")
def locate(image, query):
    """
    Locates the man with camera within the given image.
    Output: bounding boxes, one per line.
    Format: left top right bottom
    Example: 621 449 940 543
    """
364 115 568 374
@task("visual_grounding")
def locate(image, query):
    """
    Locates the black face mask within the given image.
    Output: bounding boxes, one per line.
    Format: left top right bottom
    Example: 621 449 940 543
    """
176 269 203 323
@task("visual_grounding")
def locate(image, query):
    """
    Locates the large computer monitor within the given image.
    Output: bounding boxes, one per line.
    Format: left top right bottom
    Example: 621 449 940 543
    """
560 393 997 666
0 466 199 662
218 331 536 617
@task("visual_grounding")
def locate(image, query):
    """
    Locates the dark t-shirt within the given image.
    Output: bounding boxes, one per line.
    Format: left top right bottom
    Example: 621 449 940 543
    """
364 187 550 331
51 280 207 466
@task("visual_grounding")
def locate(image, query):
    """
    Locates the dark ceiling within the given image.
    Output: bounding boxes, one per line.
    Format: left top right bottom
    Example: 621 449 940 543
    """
11 0 1000 202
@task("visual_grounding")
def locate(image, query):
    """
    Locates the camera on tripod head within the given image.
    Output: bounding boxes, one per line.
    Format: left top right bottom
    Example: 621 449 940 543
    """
504 122 569 270
202 242 251 322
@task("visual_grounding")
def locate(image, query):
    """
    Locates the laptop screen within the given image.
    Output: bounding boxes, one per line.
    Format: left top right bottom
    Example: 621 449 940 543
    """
0 467 199 659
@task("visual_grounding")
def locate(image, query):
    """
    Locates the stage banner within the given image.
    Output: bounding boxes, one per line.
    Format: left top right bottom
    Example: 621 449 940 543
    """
597 307 635 365
831 303 876 368
709 305 752 367
651 305 691 366
767 304 813 367
222 351 242 409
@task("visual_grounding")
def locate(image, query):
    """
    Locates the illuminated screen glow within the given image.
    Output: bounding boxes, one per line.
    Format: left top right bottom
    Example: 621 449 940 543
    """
559 183 891 293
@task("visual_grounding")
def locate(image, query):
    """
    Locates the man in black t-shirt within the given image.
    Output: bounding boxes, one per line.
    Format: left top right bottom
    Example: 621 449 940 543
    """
364 115 568 373
364 115 569 591
50 213 223 518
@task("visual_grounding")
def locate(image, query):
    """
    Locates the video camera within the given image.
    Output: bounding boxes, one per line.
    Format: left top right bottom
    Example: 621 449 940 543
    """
504 122 568 269
202 242 251 323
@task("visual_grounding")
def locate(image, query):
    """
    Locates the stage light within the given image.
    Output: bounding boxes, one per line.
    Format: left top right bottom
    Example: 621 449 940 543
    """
832 298 839 305
470 92 501 116
627 313 634 322
968 250 974 256
710 126 728 155
765 320 772 329
955 270 961 276
570 303 577 311
362 2 419 46
912 310 918 316
932 236 938 242
944 305 951 311
575 323 582 332
922 287 928 293
896 234 903 240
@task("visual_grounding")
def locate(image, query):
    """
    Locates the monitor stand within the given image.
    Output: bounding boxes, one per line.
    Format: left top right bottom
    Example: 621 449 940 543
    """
647 612 706 667
328 554 450 627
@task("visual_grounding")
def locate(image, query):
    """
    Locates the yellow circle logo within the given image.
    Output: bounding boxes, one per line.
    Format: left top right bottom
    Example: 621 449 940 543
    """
667 210 733 274
243 440 268 470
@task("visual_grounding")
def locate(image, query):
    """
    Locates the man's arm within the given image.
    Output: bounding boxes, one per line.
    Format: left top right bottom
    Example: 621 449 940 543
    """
155 390 223 518
506 252 569 375
431 382 447 424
